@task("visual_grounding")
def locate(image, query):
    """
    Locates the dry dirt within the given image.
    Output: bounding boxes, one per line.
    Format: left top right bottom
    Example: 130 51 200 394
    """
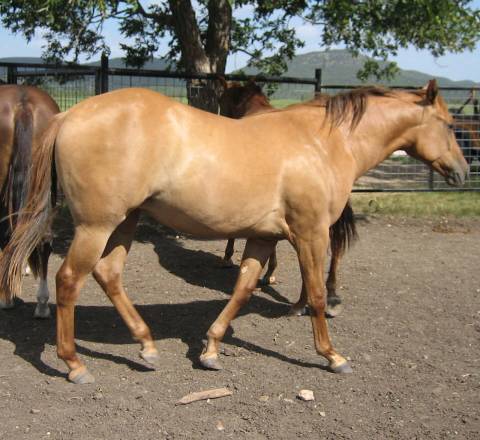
0 215 479 439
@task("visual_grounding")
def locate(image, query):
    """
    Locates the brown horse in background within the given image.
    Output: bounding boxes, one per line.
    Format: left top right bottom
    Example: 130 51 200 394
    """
0 85 59 318
0 81 468 384
218 80 357 317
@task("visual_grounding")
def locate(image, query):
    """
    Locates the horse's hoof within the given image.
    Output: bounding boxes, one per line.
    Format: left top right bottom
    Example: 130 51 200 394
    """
220 258 234 268
330 361 353 374
0 299 15 310
259 275 276 286
140 349 161 369
200 355 223 371
68 367 95 384
289 305 308 316
34 305 51 319
326 302 343 318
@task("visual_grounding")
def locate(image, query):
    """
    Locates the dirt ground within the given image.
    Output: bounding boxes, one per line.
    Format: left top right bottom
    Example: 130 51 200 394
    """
0 215 479 440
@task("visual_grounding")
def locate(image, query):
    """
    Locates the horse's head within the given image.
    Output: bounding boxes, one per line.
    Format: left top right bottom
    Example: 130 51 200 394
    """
218 79 266 119
404 80 469 186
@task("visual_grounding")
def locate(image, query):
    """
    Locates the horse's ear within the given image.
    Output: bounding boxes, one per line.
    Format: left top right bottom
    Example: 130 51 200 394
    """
424 79 438 104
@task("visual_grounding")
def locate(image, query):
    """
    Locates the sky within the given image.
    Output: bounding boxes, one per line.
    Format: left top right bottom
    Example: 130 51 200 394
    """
0 1 479 82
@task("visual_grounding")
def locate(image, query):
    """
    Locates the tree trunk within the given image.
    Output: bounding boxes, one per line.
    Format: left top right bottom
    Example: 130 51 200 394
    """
186 78 223 113
169 0 231 113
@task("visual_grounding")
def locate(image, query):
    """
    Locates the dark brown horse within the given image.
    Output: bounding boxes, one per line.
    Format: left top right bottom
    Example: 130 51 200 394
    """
0 81 468 384
218 80 357 317
0 85 59 317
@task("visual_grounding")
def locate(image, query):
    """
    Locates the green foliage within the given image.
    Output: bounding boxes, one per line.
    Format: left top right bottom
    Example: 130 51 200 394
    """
0 1 479 78
308 0 480 79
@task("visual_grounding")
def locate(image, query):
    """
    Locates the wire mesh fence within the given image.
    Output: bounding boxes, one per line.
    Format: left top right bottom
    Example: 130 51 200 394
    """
1 60 478 192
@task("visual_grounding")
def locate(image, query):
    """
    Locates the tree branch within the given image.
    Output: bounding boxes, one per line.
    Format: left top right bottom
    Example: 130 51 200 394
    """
136 1 160 21
168 0 209 72
205 0 232 72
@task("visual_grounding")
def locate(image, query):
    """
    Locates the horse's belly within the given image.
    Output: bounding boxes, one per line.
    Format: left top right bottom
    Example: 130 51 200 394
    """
140 197 285 240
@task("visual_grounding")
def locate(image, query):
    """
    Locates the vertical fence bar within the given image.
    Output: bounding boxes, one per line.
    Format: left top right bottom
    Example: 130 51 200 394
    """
100 52 109 93
314 68 322 97
7 65 17 84
95 53 109 94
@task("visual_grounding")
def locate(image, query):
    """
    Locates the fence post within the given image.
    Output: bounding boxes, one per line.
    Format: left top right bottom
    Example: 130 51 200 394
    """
428 168 435 191
314 68 322 97
95 52 109 94
7 65 17 84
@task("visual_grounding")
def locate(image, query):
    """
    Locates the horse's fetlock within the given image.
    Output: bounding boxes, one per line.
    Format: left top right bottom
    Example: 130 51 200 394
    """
57 347 75 361
208 323 224 339
134 323 151 341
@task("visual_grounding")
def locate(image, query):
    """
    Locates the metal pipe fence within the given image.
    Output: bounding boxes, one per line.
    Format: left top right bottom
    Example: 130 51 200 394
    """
1 60 478 192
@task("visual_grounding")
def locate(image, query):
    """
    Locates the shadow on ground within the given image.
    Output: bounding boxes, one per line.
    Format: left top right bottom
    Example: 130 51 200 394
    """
0 293 324 381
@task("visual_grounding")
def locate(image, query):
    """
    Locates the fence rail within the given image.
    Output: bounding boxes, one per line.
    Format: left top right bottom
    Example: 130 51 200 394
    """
1 59 478 192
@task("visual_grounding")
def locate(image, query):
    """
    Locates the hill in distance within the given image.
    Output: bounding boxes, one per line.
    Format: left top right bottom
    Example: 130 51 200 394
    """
266 49 479 87
1 50 478 88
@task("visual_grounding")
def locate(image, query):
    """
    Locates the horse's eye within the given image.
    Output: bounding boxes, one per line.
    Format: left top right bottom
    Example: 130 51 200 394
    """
447 123 455 131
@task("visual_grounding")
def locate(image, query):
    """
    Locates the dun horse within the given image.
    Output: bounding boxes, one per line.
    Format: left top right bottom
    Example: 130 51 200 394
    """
0 80 468 384
0 85 59 318
218 80 357 317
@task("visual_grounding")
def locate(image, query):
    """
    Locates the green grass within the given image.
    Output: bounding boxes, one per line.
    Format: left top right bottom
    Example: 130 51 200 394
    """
351 192 480 217
270 99 302 108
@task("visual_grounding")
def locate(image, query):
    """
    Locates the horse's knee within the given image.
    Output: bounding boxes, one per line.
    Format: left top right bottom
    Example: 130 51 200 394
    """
55 266 80 305
93 261 122 294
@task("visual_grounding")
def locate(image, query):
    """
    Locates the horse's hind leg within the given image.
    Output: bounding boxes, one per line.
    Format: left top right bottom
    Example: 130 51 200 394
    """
291 251 345 318
222 239 235 267
325 250 343 317
260 246 277 285
290 279 308 316
201 238 276 370
0 221 14 309
92 210 159 368
56 225 113 384
33 240 52 319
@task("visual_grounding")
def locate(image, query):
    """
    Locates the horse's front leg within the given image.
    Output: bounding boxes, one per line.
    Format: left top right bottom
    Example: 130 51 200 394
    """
294 228 352 373
201 238 277 370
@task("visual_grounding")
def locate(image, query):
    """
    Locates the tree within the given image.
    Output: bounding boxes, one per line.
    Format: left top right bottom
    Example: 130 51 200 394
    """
1 1 479 111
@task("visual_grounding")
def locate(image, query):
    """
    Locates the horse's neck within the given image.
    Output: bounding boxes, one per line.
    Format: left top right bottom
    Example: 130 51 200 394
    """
348 97 419 179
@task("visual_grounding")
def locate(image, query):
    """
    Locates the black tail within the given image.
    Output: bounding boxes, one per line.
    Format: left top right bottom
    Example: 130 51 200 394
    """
329 200 358 256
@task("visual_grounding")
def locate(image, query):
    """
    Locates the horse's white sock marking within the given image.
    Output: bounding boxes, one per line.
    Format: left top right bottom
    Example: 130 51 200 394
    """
34 278 51 318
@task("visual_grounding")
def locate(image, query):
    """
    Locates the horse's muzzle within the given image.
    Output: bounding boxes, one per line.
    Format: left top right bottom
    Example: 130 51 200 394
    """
445 167 469 187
